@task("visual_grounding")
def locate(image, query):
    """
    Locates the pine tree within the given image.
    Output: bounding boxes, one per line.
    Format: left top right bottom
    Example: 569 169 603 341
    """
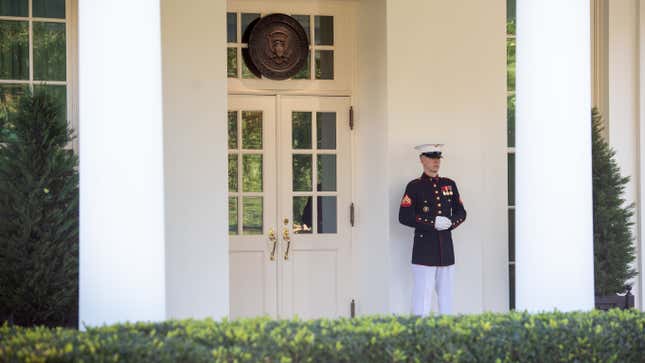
0 88 78 327
592 108 638 296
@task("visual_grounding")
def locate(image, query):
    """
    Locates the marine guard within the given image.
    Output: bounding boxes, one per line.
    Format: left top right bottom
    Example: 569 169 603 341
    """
398 143 467 315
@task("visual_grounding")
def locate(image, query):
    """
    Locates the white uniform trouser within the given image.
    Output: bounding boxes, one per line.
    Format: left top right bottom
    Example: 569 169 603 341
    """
411 263 454 316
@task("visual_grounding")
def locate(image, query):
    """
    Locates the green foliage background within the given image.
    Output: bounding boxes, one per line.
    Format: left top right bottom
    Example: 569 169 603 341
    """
591 109 638 295
0 89 78 327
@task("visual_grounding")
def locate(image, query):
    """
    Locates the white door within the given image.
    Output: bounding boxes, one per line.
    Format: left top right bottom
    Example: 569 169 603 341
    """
277 96 352 319
228 95 278 318
229 95 352 319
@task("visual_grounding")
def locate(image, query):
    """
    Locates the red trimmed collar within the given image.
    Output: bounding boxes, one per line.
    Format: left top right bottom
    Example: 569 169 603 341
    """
420 172 440 181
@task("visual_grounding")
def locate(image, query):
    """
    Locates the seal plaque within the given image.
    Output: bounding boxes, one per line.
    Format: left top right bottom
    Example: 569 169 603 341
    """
245 13 309 80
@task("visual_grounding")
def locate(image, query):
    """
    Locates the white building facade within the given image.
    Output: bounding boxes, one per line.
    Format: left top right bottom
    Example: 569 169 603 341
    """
1 0 638 326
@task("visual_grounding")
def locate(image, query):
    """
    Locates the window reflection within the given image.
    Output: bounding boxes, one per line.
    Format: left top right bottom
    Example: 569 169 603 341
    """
317 196 337 233
293 196 312 234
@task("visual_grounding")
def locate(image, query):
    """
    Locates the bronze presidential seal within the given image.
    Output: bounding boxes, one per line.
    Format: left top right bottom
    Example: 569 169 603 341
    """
244 13 309 80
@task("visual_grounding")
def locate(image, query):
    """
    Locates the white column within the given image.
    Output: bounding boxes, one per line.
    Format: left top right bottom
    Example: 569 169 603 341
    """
79 0 166 326
516 0 595 311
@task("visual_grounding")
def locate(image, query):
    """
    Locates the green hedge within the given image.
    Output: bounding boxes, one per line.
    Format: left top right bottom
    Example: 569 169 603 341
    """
1 309 644 362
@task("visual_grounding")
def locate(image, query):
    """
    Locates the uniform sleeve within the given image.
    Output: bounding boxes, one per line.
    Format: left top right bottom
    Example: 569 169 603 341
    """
398 182 435 232
449 181 467 230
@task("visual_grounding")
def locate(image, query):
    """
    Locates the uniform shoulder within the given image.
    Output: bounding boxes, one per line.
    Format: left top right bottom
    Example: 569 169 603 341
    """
407 178 422 186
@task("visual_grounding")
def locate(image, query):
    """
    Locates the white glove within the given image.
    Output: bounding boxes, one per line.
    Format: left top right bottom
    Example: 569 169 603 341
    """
434 216 452 231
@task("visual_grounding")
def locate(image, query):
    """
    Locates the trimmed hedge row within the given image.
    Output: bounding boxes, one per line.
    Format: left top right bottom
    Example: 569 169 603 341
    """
1 309 644 362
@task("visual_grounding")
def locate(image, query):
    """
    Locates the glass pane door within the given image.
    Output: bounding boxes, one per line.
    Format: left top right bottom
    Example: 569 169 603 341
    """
278 96 352 319
290 111 339 235
228 95 277 319
228 95 352 320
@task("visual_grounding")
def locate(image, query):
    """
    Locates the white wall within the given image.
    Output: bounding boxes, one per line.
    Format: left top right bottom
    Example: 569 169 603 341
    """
639 0 645 312
354 0 392 315
161 0 229 319
606 0 643 309
355 0 508 315
384 0 507 314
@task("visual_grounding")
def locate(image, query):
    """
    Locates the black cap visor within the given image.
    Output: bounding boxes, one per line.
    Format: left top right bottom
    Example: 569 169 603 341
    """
421 152 442 159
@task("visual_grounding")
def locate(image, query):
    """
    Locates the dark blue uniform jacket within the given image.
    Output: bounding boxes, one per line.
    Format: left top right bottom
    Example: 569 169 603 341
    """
398 173 467 266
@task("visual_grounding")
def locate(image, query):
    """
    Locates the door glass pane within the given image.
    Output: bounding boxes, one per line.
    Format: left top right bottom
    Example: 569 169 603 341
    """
242 196 263 235
507 37 516 91
241 13 260 38
507 153 515 205
33 0 65 19
292 154 312 191
508 209 515 262
293 196 313 234
316 112 336 149
0 84 26 143
229 197 238 235
507 0 516 35
242 154 262 192
33 84 66 124
507 93 515 147
314 16 333 45
292 15 310 41
33 21 66 81
242 111 262 149
227 12 237 43
227 47 238 78
292 111 312 149
315 50 333 80
292 51 310 80
228 154 238 192
509 264 515 310
0 83 26 107
0 20 29 80
317 196 337 233
242 59 258 79
0 0 27 17
228 111 238 149
317 154 336 192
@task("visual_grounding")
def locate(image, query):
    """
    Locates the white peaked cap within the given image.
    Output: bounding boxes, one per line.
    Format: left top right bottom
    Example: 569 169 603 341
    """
414 143 444 154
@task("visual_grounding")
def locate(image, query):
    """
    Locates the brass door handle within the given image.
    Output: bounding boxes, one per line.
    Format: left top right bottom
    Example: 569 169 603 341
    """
268 228 278 261
282 227 291 260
